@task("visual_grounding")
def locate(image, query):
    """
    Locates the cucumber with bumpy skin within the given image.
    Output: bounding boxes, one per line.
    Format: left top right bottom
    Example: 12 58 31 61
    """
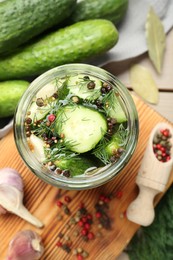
0 80 29 118
0 19 118 80
56 105 107 153
70 0 128 25
0 0 77 54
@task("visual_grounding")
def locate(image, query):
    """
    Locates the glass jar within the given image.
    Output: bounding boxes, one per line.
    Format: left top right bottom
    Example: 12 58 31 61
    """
14 64 139 190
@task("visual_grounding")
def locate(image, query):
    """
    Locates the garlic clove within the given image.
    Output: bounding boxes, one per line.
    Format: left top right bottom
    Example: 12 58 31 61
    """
0 168 44 228
0 184 43 228
6 230 44 260
0 168 23 191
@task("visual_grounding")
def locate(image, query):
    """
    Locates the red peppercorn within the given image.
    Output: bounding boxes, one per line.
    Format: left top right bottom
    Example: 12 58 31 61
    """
82 216 87 223
163 129 169 137
78 220 84 227
116 190 123 199
77 254 83 260
87 214 92 220
156 144 162 150
48 114 56 122
104 197 110 203
166 156 171 161
57 200 63 208
87 232 95 240
56 241 62 247
84 223 91 230
99 194 106 201
64 195 71 203
95 212 102 218
160 147 166 152
81 228 88 236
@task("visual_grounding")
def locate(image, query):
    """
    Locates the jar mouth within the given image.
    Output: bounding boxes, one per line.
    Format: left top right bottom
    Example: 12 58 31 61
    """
14 64 139 190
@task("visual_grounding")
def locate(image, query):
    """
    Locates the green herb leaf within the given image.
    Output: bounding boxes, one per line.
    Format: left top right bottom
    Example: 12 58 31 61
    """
145 6 166 74
130 64 159 104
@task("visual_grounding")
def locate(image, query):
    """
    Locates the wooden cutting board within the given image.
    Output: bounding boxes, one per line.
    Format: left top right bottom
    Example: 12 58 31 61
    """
0 95 173 260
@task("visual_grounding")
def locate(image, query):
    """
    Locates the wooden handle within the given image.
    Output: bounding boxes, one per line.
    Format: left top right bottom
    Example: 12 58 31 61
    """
127 185 159 226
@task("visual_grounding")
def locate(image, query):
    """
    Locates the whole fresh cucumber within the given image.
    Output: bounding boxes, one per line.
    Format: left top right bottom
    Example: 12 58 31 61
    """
70 0 128 25
0 19 118 80
0 80 29 118
0 0 77 54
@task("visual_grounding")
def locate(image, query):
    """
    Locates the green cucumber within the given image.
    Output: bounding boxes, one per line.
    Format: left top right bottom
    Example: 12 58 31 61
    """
54 156 96 176
0 0 77 54
0 80 29 118
0 19 118 80
56 105 107 153
70 0 128 25
67 74 102 100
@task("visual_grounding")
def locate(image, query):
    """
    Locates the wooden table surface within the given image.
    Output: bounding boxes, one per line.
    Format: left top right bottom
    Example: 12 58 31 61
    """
103 28 173 123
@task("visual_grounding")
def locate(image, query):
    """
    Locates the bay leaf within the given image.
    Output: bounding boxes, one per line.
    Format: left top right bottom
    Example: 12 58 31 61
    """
130 64 159 104
145 6 166 74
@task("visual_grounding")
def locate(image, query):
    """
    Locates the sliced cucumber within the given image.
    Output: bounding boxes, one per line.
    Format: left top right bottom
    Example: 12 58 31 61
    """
29 134 46 162
56 105 107 153
36 81 57 99
67 74 102 100
28 101 54 121
104 91 127 123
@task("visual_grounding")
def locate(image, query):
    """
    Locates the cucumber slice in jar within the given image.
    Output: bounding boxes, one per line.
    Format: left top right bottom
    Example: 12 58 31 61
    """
67 74 102 100
56 105 107 153
103 90 127 123
28 101 54 121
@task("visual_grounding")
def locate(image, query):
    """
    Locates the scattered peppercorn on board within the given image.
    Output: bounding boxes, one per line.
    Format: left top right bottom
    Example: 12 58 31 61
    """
0 95 173 260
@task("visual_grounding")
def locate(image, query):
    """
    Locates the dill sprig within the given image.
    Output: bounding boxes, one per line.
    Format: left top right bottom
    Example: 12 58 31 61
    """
92 136 110 165
101 89 120 116
44 139 79 163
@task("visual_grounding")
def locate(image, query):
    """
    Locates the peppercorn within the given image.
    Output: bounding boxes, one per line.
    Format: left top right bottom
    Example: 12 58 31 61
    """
62 244 71 253
57 200 63 208
83 75 90 80
50 164 56 171
87 81 95 89
64 195 71 203
58 232 64 239
48 114 56 122
25 117 32 124
62 170 71 178
71 96 80 103
62 205 70 215
56 241 62 247
87 232 95 240
82 251 89 258
52 92 58 99
77 254 83 260
36 98 44 107
56 169 62 174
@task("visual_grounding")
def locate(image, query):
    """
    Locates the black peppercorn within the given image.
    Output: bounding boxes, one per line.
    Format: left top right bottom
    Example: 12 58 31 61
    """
83 75 90 80
36 98 44 107
62 170 71 178
87 81 95 89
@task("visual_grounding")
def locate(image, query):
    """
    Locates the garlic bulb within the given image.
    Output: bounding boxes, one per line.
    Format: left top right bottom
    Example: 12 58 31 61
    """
0 168 43 228
6 230 44 260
